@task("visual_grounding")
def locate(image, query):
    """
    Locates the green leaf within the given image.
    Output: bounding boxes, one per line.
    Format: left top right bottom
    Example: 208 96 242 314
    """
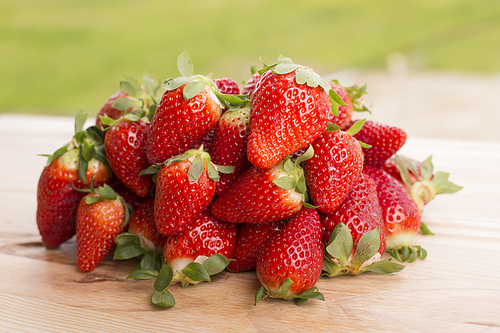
84 195 99 205
121 74 143 98
358 140 372 149
325 223 353 267
322 256 342 277
78 153 88 184
152 289 175 308
111 97 142 111
206 161 220 182
98 184 118 200
326 122 341 132
202 254 231 276
45 145 68 166
141 251 162 271
85 126 104 145
295 68 320 87
154 264 174 292
162 76 191 91
329 88 347 106
143 71 160 96
215 164 234 175
81 140 94 162
419 156 434 181
277 278 293 298
273 176 297 190
293 286 324 305
350 227 381 269
177 50 195 77
346 118 366 136
188 155 204 182
432 172 463 194
74 109 88 134
283 157 296 176
255 286 265 306
295 177 306 195
330 98 339 117
302 201 319 209
294 145 314 166
183 79 207 101
362 259 405 274
181 262 211 282
127 268 159 280
114 242 147 260
401 246 410 262
277 54 294 64
419 221 434 235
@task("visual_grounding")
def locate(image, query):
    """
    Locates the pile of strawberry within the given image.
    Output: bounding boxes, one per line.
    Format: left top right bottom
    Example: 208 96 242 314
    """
36 51 461 308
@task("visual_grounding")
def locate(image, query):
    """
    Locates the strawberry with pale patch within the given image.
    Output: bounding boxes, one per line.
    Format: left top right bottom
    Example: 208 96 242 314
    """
247 55 346 169
255 208 324 305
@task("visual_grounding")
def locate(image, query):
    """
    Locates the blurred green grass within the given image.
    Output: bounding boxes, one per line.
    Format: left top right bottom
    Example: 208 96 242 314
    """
1 0 499 116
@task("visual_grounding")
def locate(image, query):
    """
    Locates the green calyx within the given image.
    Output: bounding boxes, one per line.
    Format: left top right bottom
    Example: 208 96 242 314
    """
387 245 427 263
99 109 149 131
254 278 324 306
111 72 161 117
259 55 346 116
140 146 234 183
322 223 405 277
173 254 233 288
272 146 315 207
326 119 371 149
162 51 249 110
331 80 371 113
40 110 107 184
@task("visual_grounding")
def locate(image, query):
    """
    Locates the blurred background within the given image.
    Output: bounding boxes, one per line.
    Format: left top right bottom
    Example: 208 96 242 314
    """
1 0 500 141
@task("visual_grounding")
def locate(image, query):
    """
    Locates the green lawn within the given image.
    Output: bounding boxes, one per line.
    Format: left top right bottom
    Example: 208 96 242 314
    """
1 0 499 116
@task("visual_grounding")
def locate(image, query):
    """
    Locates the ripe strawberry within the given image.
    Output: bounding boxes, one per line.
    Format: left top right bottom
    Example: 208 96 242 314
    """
163 209 237 281
193 127 216 154
363 165 424 262
320 173 403 276
242 68 261 96
247 55 346 169
304 120 365 214
108 176 147 210
328 81 353 129
210 102 252 196
228 220 286 273
128 197 166 248
255 208 324 304
76 184 132 272
213 78 240 95
37 111 111 249
211 149 314 224
147 51 240 164
104 113 153 197
147 147 232 236
349 120 407 168
96 72 161 131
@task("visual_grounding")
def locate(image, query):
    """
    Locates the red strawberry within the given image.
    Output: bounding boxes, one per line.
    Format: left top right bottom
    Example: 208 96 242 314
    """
255 208 324 304
149 147 232 236
104 114 153 197
96 72 160 131
247 55 346 169
211 150 314 224
349 120 407 168
363 165 424 262
242 69 261 96
147 51 231 164
304 121 365 214
213 78 240 95
37 111 111 249
328 81 353 129
76 184 131 272
108 176 147 210
210 103 252 196
163 209 237 281
128 197 166 248
193 127 216 154
320 173 404 277
228 220 286 273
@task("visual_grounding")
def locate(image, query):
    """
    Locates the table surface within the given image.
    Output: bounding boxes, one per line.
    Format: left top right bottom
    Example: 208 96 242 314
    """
1 113 500 333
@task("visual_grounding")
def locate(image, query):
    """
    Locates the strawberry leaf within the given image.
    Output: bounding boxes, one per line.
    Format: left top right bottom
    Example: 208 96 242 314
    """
114 232 139 245
152 289 175 308
273 176 298 190
325 223 353 267
326 122 341 132
292 286 324 305
419 221 434 236
419 156 434 181
121 74 143 98
346 118 366 136
154 264 174 292
202 254 232 276
183 79 208 101
283 157 297 176
350 227 380 269
98 184 118 201
188 155 204 182
214 164 235 175
329 87 347 107
277 277 293 298
114 242 146 260
177 50 195 77
181 262 211 283
163 76 191 91
294 145 314 166
361 259 405 274
74 109 88 134
295 177 306 195
84 195 100 205
322 256 342 277
143 71 161 97
254 286 265 306
127 268 159 280
140 251 162 271
432 172 463 194
112 96 142 111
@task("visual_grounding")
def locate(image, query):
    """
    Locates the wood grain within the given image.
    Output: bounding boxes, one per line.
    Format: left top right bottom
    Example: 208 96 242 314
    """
1 114 500 332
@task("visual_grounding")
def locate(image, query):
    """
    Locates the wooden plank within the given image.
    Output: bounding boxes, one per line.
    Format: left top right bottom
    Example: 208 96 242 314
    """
1 114 500 332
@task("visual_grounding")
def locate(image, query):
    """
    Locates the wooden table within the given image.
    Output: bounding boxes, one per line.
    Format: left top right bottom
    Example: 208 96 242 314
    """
1 113 499 332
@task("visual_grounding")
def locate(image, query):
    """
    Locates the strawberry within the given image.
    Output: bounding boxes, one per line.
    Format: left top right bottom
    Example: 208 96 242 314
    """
96 72 161 131
363 165 425 262
321 173 404 276
76 184 132 272
128 197 166 248
147 51 240 164
163 209 237 285
247 55 346 169
37 111 111 249
255 208 324 305
193 127 216 154
108 176 147 210
210 102 252 196
103 111 153 197
145 147 232 236
228 220 287 273
328 81 354 129
211 148 314 224
241 67 261 96
304 120 366 214
213 77 240 95
349 120 407 168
